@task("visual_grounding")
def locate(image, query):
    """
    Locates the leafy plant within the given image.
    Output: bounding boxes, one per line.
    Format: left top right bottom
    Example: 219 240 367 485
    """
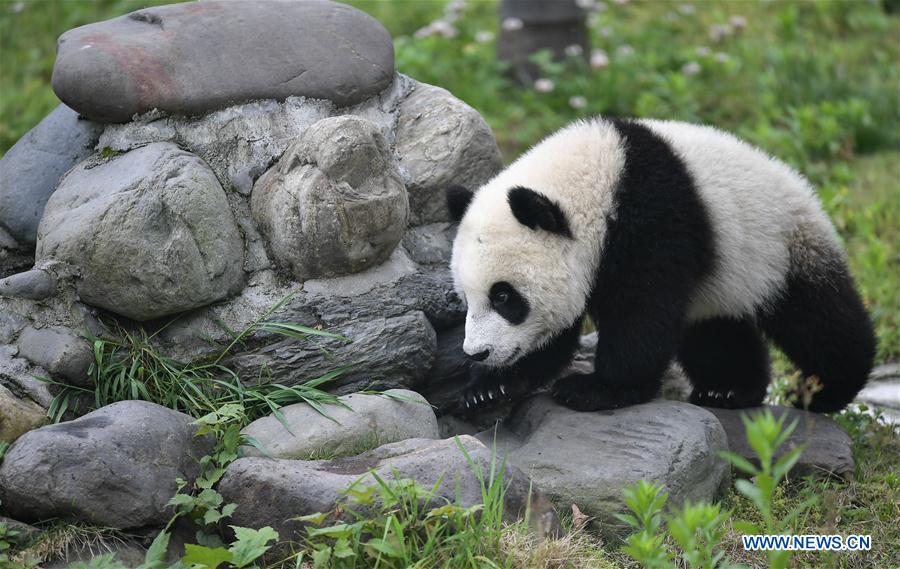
40 292 351 425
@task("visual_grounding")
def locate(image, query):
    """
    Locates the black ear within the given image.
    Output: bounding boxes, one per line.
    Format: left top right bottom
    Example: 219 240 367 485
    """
446 185 474 223
507 186 572 237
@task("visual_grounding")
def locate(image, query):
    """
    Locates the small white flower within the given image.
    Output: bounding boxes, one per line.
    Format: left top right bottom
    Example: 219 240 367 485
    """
709 23 731 42
502 17 524 31
678 4 695 15
475 30 494 44
565 44 584 57
414 25 435 39
10 1 25 12
590 49 610 69
616 44 635 58
600 26 613 38
446 0 466 12
682 61 701 76
431 20 458 39
695 46 711 57
575 0 596 9
729 15 748 30
569 95 588 109
613 0 629 5
715 52 730 63
534 78 555 93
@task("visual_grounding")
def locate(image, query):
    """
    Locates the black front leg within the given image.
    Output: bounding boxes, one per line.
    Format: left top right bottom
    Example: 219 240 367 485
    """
457 317 583 416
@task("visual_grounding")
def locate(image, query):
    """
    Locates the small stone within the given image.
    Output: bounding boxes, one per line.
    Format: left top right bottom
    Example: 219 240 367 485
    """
395 84 503 226
251 116 407 281
401 222 457 266
0 384 48 443
0 401 214 527
0 268 56 300
36 143 245 321
0 516 41 547
241 389 439 459
52 0 395 122
481 397 729 536
706 405 854 479
219 436 561 541
0 105 102 247
16 326 93 387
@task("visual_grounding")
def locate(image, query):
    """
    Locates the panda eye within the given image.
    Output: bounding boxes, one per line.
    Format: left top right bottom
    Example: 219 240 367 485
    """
494 291 510 305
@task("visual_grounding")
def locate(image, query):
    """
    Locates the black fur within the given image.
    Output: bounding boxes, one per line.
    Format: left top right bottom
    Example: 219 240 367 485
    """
554 118 716 410
447 185 474 223
459 317 583 415
758 260 875 412
507 186 573 237
490 281 530 325
679 317 770 408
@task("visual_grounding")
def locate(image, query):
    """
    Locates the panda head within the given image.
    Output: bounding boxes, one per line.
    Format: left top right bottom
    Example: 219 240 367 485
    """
447 182 584 368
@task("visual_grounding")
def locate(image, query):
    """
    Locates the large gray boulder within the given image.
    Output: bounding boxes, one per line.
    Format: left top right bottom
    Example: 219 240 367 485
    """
36 142 245 321
52 0 395 122
0 104 102 247
251 116 408 281
241 389 439 459
395 84 503 225
219 436 561 541
481 397 730 535
706 406 854 479
0 401 214 527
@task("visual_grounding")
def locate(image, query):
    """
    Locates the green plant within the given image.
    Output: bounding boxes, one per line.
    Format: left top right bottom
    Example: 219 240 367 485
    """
40 292 351 425
0 521 21 566
289 438 512 568
0 441 9 465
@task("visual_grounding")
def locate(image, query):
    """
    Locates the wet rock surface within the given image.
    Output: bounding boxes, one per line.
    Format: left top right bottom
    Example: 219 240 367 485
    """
0 401 214 528
52 0 395 122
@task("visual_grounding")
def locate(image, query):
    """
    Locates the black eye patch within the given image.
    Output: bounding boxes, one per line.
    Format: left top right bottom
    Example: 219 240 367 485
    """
489 281 529 325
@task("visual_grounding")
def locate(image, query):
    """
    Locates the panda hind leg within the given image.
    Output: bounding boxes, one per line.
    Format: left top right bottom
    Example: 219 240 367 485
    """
679 317 771 409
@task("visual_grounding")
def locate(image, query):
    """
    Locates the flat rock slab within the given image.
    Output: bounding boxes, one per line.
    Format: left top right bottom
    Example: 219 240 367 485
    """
0 383 48 443
0 104 102 246
36 142 245 321
480 397 729 536
219 436 561 541
0 401 213 528
241 389 439 459
52 0 394 122
706 406 854 479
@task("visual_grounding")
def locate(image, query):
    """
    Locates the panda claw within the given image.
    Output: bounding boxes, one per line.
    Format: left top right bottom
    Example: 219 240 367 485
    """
479 392 485 403
726 390 734 399
500 385 507 396
487 390 494 400
465 400 470 409
707 390 715 398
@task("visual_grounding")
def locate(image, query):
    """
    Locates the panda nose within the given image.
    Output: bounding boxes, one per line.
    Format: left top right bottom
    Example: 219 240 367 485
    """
468 349 490 362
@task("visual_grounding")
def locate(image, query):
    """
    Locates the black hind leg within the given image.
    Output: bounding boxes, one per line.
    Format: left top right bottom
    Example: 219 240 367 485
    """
759 262 875 413
679 317 771 409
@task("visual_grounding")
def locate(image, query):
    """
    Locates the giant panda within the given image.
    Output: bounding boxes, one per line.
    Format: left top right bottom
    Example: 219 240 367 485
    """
447 117 875 414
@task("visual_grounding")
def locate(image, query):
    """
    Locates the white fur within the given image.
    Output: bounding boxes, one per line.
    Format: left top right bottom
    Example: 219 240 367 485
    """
640 119 840 320
450 118 840 365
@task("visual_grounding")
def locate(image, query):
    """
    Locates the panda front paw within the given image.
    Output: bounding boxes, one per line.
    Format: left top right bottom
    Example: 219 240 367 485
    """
457 375 522 416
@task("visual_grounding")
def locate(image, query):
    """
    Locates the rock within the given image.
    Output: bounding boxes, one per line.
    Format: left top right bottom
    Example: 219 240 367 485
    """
707 406 854 479
251 116 408 280
219 436 561 541
16 326 93 387
36 143 245 321
52 0 395 122
402 222 457 266
0 268 56 300
0 311 28 344
0 401 214 528
0 104 102 246
0 384 48 443
0 516 41 547
241 389 438 459
395 83 503 226
856 363 899 410
0 345 54 409
481 397 729 536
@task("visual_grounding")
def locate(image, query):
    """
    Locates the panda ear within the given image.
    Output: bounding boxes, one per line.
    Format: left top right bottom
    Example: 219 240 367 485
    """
508 186 573 237
446 185 474 223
